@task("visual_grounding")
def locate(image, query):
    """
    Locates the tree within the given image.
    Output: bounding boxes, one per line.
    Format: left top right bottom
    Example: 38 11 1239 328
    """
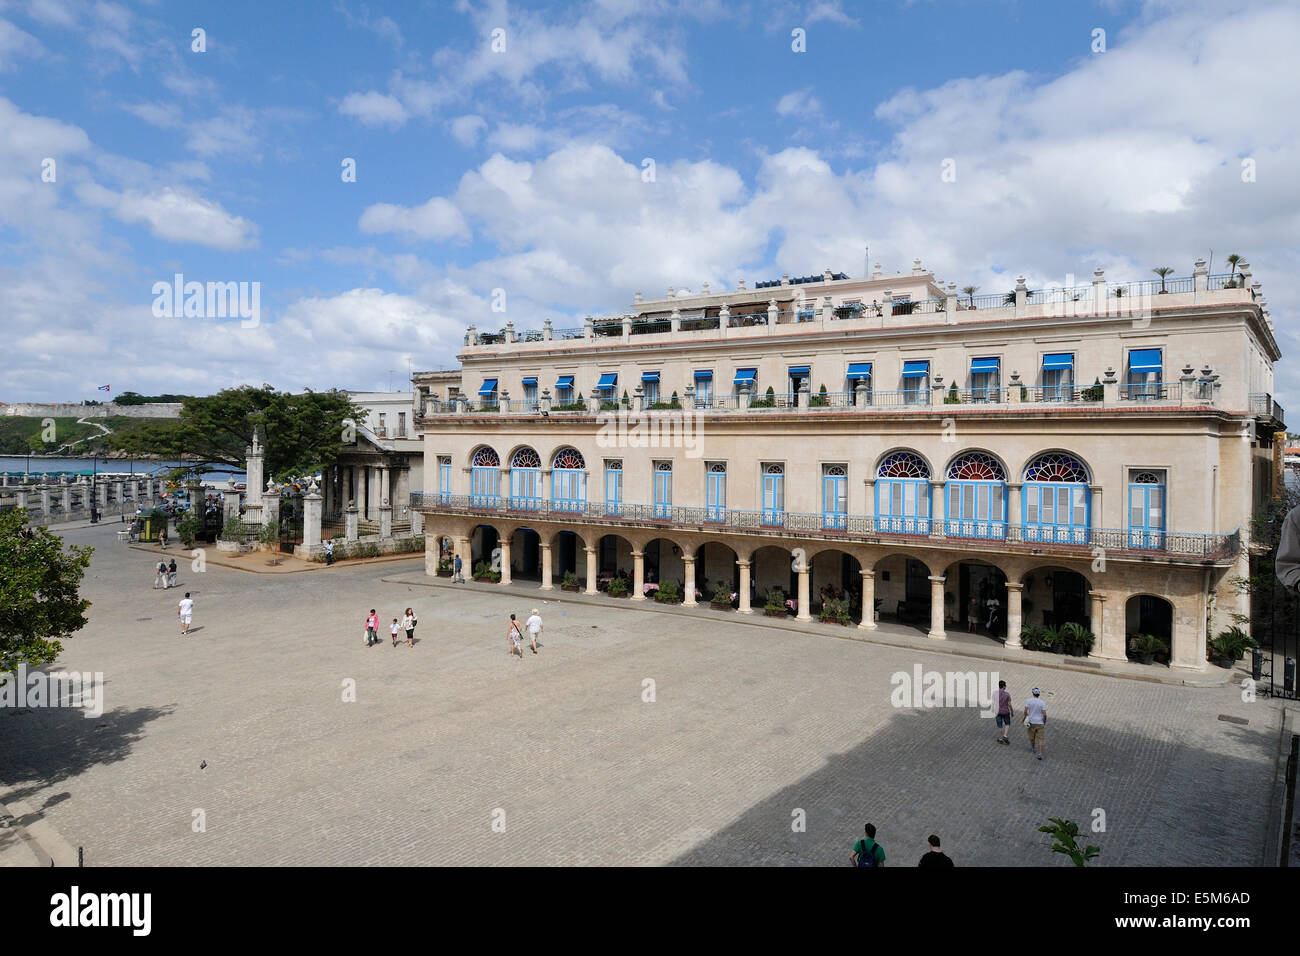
960 285 978 308
0 509 93 674
1003 290 1018 305
1224 253 1243 288
120 385 364 479
1152 266 1174 293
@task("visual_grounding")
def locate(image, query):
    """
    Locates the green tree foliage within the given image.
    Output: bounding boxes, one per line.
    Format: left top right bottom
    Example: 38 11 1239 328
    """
0 509 93 674
119 385 363 478
1038 817 1100 866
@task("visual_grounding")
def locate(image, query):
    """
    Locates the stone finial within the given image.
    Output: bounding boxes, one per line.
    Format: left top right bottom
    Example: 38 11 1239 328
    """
1093 268 1105 281
781 273 790 286
823 267 834 281
308 480 319 495
633 291 643 304
946 282 956 293
912 258 923 275
872 262 882 278
1193 257 1207 274
701 281 710 294
266 479 276 493
1102 366 1118 384
1015 275 1027 291
737 277 746 290
1008 370 1023 386
668 286 675 297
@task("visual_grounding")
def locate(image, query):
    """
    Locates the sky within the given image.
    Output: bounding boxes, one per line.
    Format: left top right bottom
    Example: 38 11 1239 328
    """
1 0 1297 408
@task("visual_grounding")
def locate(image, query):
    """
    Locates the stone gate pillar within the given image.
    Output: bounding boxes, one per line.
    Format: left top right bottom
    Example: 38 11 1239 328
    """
928 575 947 639
302 483 322 553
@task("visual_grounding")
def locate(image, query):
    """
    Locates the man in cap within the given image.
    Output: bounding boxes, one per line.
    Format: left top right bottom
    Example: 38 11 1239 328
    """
524 607 543 655
1022 686 1047 760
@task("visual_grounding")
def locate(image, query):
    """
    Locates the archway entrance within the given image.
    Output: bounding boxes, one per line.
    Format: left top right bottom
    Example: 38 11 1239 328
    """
872 554 931 629
947 560 1008 637
697 541 740 603
470 524 500 572
510 528 541 581
597 534 635 591
1021 566 1090 630
1126 594 1173 660
812 549 863 621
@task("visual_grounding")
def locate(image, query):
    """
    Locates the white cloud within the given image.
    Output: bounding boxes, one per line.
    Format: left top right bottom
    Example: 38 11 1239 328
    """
487 122 543 152
77 184 258 249
0 16 42 68
776 87 822 117
358 196 469 241
337 90 408 128
449 114 487 147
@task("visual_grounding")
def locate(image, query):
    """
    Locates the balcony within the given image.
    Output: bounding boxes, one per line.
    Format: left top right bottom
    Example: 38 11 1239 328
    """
1249 393 1285 429
411 493 1240 563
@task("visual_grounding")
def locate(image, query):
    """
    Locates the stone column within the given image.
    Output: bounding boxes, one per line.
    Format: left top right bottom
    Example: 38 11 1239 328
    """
737 559 752 614
262 484 280 528
222 488 240 523
303 484 322 552
858 569 876 630
499 534 512 585
345 503 359 541
631 549 646 600
1091 591 1124 661
112 480 122 504
358 467 368 520
41 488 51 516
424 530 440 575
682 553 698 606
585 547 598 595
928 575 947 640
796 558 812 621
62 485 71 515
1005 582 1024 648
96 483 108 509
381 466 391 514
539 542 554 590
1008 483 1022 537
379 498 392 539
410 510 423 535
16 489 28 511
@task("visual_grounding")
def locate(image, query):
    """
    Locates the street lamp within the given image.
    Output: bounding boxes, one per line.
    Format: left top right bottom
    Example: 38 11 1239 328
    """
90 455 99 523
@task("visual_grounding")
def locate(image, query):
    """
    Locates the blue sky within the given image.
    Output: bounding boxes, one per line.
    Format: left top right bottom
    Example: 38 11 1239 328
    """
1 0 1297 407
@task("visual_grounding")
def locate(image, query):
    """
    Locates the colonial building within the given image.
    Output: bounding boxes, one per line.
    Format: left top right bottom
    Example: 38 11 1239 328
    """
411 258 1282 671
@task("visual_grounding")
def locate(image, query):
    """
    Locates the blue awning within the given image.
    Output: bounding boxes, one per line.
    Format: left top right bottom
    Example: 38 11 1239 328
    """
1042 353 1073 371
846 362 872 380
478 378 498 396
694 370 713 381
970 357 1000 374
902 360 929 378
521 376 538 386
555 375 574 389
596 372 618 389
641 371 660 383
1129 348 1162 373
734 368 757 385
788 365 811 376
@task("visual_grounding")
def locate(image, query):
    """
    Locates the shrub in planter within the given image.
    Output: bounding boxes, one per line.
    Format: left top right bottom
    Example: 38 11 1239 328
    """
654 579 681 604
763 588 787 617
561 570 581 592
607 577 629 598
436 557 453 577
809 384 830 407
1082 377 1103 402
1207 626 1257 666
944 382 961 404
473 560 501 582
1058 622 1095 657
710 581 734 607
219 514 249 542
176 516 200 548
820 597 851 625
1127 633 1168 665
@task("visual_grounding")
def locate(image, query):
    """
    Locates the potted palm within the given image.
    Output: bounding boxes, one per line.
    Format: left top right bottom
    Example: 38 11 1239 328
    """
960 285 978 309
560 570 581 592
1152 266 1173 293
763 588 787 617
1128 633 1167 665
607 576 629 598
1059 622 1095 657
1207 626 1257 667
820 597 851 626
710 581 735 610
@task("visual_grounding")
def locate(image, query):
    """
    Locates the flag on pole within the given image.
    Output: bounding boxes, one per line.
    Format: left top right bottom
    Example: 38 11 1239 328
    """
97 384 110 391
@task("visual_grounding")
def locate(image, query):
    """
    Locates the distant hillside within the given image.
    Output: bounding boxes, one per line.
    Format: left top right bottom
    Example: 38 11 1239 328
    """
0 415 173 457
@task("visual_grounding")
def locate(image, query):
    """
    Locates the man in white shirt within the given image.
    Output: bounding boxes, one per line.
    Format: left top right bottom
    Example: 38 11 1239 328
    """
525 608 543 655
178 592 194 635
1021 686 1046 759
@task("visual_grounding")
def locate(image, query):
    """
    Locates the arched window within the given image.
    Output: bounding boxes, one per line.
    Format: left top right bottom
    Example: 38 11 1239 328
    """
470 446 500 506
551 447 586 512
762 463 785 525
653 460 673 518
1128 469 1166 550
823 464 848 529
1022 452 1090 543
875 452 931 534
945 453 1008 540
604 459 623 516
509 447 542 510
706 462 727 522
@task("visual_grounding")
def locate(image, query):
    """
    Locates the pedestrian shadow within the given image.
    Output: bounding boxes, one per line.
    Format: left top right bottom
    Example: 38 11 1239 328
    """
187 626 205 634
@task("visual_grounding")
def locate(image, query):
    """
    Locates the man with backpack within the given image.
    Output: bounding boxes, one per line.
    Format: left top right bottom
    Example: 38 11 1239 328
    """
850 823 886 867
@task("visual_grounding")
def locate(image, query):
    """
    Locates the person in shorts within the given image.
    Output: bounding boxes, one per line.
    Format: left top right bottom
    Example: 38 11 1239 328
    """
525 608 543 655
994 679 1013 744
507 613 523 659
177 592 194 635
390 617 401 647
1022 686 1047 759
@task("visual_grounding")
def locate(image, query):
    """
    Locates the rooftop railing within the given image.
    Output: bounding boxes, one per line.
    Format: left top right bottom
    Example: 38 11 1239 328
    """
411 493 1240 561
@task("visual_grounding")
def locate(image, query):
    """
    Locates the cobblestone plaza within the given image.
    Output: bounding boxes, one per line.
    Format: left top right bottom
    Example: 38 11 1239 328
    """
0 521 1285 866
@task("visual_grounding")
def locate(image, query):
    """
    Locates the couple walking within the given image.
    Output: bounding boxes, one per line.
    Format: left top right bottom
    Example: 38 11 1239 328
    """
507 608 543 659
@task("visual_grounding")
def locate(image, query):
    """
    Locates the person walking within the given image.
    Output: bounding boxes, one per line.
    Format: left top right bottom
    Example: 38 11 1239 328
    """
507 613 524 659
994 679 1013 744
452 554 464 583
390 617 401 647
849 823 886 867
154 559 167 589
324 539 334 566
917 834 954 868
159 525 168 548
1022 686 1047 759
967 595 979 633
402 608 416 648
525 607 543 654
177 592 194 635
167 558 178 589
364 609 379 648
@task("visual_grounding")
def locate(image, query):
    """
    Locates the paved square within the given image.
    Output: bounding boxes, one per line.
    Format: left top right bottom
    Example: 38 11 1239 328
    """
0 522 1285 866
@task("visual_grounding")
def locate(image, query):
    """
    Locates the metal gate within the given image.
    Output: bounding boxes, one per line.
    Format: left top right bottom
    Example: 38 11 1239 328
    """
278 492 304 554
1249 554 1299 700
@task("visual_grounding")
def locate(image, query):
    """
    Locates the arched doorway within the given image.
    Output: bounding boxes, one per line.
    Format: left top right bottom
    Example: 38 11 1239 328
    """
811 548 863 622
596 533 636 592
644 536 685 592
509 527 541 581
751 544 796 610
1021 566 1090 630
944 559 1008 637
470 523 500 575
551 529 582 581
1126 594 1173 662
873 553 932 629
697 541 740 605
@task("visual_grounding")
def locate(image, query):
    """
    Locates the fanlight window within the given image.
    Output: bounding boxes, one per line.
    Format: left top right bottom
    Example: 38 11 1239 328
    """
947 453 1006 481
511 448 541 468
877 451 930 479
655 461 673 472
553 447 585 469
1024 452 1089 483
763 463 784 475
605 459 623 470
1132 471 1162 484
708 462 727 473
471 447 499 467
824 464 847 476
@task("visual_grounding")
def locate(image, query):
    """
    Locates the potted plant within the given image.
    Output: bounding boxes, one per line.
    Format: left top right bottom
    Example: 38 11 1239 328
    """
763 588 787 617
1207 626 1257 668
1058 621 1095 657
809 384 830 407
436 556 453 577
1152 266 1173 293
473 560 501 583
607 577 629 598
944 382 961 404
1082 377 1104 402
751 386 776 409
654 579 681 604
1128 633 1168 665
710 581 734 610
560 570 581 592
820 597 851 626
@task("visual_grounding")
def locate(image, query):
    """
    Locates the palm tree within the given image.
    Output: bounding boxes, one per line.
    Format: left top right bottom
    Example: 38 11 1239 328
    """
1003 290 1017 305
1225 253 1242 288
1152 266 1174 293
1114 285 1127 298
961 285 978 308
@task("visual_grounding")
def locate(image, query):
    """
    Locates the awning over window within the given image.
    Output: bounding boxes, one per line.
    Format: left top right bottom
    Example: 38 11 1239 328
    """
1042 353 1073 371
596 372 618 389
478 379 498 396
694 369 713 380
846 362 872 380
1129 348 1162 373
521 376 538 386
734 368 757 385
555 375 574 389
788 365 811 377
641 371 660 383
970 357 1000 374
902 360 929 378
